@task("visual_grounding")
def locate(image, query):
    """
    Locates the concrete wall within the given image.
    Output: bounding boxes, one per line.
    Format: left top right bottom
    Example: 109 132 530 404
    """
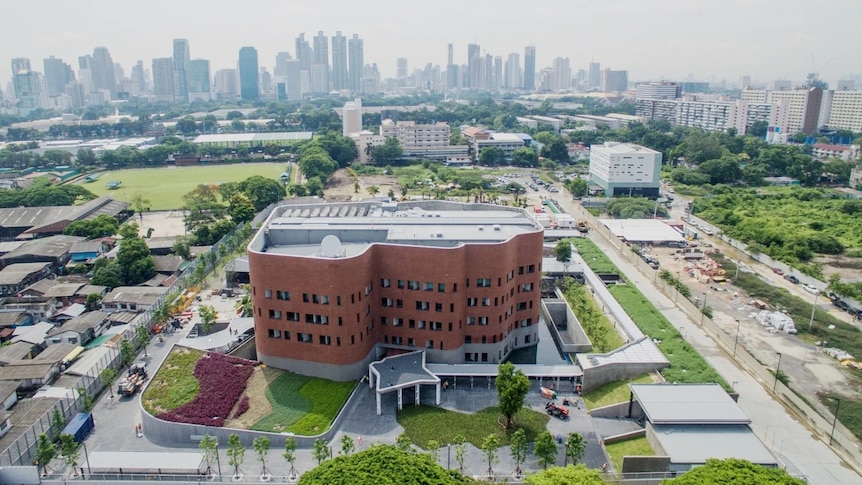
603 427 646 444
228 335 257 360
590 400 642 419
540 299 592 354
621 456 672 474
140 380 363 448
580 349 666 393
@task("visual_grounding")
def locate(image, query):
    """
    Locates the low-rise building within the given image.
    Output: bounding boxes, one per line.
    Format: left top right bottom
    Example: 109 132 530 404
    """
45 310 108 346
0 262 52 296
811 143 860 161
101 286 168 312
589 142 662 197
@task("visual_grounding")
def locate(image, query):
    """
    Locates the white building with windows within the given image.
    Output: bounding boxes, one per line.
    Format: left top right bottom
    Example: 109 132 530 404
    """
589 142 662 197
379 119 450 150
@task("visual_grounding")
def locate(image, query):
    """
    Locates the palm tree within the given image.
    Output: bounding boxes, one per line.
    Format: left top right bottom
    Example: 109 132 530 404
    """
367 186 380 196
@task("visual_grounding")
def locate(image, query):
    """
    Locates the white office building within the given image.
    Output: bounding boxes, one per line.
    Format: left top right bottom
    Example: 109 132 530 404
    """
342 98 363 136
589 142 662 197
379 119 450 150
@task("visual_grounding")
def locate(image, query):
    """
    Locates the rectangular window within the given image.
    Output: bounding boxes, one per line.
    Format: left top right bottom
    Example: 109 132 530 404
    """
477 278 491 287
517 302 528 311
276 290 290 300
286 312 300 321
527 265 536 273
397 280 405 289
438 283 445 292
380 316 388 326
478 316 489 326
392 336 403 345
465 335 472 344
519 266 524 275
467 316 476 325
382 298 394 307
430 321 442 331
409 319 416 329
396 299 403 308
320 295 329 305
381 278 391 288
284 331 291 340
303 293 310 303
521 283 533 292
416 301 430 311
426 340 434 349
267 329 281 338
392 318 403 327
298 333 312 343
268 309 282 320
264 289 272 299
337 295 342 306
408 280 420 290
481 298 491 307
424 282 434 291
319 335 331 345
435 303 443 312
408 338 415 347
525 335 531 344
417 320 426 329
467 297 478 307
305 314 329 325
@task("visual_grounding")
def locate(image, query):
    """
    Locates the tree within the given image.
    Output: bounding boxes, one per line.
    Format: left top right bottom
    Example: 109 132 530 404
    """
299 144 339 180
564 432 587 465
253 436 271 478
226 433 245 478
540 136 570 162
495 361 530 428
91 260 123 288
479 146 505 166
63 214 120 238
312 438 329 465
35 433 57 475
119 338 135 368
480 433 501 478
116 228 156 285
534 431 558 469
567 177 589 198
129 192 150 221
227 193 256 224
135 325 151 356
51 409 66 436
59 434 80 475
663 458 806 484
426 439 440 463
236 175 286 211
367 185 380 196
198 305 218 335
283 436 298 479
100 367 118 398
340 434 355 456
453 434 468 474
747 120 768 138
76 148 97 166
370 137 403 165
199 434 219 478
554 240 571 264
298 445 466 485
510 428 528 477
396 433 413 453
524 464 605 485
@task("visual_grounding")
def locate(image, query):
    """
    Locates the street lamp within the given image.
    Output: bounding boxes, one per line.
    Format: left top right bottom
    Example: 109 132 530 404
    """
808 292 820 332
773 352 783 393
829 396 842 446
733 320 742 357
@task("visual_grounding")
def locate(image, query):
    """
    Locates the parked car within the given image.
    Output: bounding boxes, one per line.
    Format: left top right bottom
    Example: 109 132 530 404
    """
772 267 784 275
784 274 799 284
803 284 820 295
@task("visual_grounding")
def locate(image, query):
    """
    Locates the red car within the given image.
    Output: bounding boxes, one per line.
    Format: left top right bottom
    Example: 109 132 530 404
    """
772 267 784 275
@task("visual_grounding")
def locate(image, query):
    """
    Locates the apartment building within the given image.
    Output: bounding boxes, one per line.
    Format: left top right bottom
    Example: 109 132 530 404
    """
249 200 543 380
379 120 450 150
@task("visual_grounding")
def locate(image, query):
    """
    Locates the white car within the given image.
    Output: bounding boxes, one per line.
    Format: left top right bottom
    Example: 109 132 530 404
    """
803 284 820 295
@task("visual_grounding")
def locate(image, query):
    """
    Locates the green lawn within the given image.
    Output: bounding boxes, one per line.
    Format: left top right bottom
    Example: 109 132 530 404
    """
397 406 550 448
818 393 862 442
604 436 654 472
142 348 204 414
571 238 618 273
78 162 285 210
583 373 655 410
251 372 355 435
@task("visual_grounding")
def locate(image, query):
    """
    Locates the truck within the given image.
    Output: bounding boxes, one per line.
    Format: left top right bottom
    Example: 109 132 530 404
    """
117 362 148 397
61 412 94 444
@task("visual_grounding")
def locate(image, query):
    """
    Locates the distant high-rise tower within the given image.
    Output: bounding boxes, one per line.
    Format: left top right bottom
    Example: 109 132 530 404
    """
331 31 348 91
130 60 146 94
312 31 330 93
238 46 260 100
173 39 190 101
348 34 363 93
552 57 572 92
523 46 536 90
467 44 481 89
282 59 302 100
214 69 239 97
43 56 73 98
274 52 292 77
11 58 31 74
505 53 521 89
152 58 174 100
188 59 211 101
295 34 313 71
396 58 408 80
447 44 454 66
91 47 117 98
493 56 503 92
588 62 601 89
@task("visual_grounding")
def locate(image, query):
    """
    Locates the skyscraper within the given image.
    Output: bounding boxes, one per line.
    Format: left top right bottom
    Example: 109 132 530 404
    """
43 56 73 98
447 44 454 66
523 46 536 90
283 59 302 101
331 31 348 91
295 34 313 71
552 57 572 92
77 55 93 94
238 47 260 100
11 58 31 74
348 34 363 93
91 47 117 98
173 38 190 101
274 52 292 77
493 56 503 92
152 58 174 100
312 31 330 93
130 60 147 94
505 53 521 89
188 59 211 101
214 69 239 98
588 62 601 89
467 44 481 89
396 58 408 80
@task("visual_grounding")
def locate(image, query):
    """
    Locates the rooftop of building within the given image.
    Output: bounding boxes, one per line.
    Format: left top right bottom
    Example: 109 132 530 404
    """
0 262 50 286
191 132 313 144
630 383 750 425
0 197 127 238
47 311 108 337
651 424 775 466
0 235 85 260
102 286 168 306
591 141 661 155
253 200 542 258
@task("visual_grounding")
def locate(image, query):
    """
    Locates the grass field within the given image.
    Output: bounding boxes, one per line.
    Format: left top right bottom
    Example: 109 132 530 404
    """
251 372 355 435
604 436 654 472
142 348 204 415
78 163 285 210
397 406 550 448
583 373 655 410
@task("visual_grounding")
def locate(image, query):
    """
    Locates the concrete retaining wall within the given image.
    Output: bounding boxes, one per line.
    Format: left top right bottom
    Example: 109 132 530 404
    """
590 400 642 419
227 336 257 360
581 352 666 393
540 299 592 354
603 427 646 445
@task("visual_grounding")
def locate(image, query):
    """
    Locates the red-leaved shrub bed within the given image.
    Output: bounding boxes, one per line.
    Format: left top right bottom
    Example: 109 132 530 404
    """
158 352 256 426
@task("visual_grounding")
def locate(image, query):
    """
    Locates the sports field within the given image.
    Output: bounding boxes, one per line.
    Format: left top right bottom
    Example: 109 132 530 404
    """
78 163 285 210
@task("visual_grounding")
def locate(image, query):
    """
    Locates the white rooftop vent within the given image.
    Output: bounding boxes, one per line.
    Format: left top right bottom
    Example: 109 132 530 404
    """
478 226 485 231
320 235 343 258
493 224 501 231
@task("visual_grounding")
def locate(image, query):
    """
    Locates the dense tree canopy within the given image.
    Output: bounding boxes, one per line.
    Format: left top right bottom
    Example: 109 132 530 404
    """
63 215 120 239
116 226 156 285
496 361 530 428
663 458 805 485
524 464 605 485
298 445 471 485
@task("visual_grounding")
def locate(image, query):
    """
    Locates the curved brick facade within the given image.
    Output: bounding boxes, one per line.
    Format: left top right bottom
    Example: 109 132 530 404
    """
249 209 543 381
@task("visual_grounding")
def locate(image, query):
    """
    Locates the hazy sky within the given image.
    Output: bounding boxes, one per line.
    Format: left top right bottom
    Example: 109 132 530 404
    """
3 0 860 87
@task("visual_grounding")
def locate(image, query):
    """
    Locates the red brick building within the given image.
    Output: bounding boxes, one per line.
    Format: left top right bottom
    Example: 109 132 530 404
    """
249 200 544 381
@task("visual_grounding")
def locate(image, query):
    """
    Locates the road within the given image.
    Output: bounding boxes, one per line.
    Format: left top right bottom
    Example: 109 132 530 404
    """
534 183 862 485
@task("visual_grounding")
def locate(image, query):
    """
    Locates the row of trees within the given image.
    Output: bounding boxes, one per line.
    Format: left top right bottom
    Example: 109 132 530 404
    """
0 176 97 208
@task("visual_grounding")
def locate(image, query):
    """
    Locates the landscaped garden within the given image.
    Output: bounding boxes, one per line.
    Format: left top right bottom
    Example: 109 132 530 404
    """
560 276 624 352
604 436 655 472
582 373 655 410
144 347 355 434
396 406 549 447
571 238 729 390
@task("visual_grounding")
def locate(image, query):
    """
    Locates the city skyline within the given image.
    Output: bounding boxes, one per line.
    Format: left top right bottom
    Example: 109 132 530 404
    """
1 0 860 87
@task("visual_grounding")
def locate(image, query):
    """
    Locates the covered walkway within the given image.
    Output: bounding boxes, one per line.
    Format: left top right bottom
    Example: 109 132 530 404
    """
368 351 440 416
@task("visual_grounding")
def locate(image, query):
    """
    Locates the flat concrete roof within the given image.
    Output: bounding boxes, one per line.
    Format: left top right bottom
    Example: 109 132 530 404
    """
630 383 750 425
651 424 776 465
370 351 439 392
426 363 582 378
192 132 313 144
180 317 255 352
599 219 685 243
261 201 541 257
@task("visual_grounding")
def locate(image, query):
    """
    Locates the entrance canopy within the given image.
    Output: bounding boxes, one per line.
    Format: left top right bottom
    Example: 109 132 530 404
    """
368 350 441 415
